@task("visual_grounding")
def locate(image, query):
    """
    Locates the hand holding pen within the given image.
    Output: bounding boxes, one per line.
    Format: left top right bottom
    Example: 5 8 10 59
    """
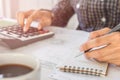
76 25 120 66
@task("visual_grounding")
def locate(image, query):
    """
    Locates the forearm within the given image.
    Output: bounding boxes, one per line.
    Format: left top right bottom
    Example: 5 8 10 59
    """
51 0 75 27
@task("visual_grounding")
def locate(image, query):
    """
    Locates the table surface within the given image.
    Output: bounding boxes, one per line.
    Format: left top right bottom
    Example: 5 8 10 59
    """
0 26 120 80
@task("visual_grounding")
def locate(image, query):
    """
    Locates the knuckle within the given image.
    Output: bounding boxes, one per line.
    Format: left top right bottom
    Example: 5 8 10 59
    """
97 58 105 62
89 32 98 39
18 11 24 15
34 10 39 14
28 9 34 12
27 17 33 21
26 10 34 15
90 32 98 36
96 38 100 43
17 12 25 18
115 32 120 38
17 12 21 16
93 38 101 45
104 27 111 31
112 32 120 40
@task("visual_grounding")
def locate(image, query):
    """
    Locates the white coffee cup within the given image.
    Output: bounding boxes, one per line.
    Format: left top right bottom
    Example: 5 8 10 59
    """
0 53 40 80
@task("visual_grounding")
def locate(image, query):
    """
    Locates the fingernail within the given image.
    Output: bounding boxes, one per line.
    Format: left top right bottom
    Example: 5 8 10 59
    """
38 27 41 30
38 25 42 30
80 46 84 51
23 27 27 32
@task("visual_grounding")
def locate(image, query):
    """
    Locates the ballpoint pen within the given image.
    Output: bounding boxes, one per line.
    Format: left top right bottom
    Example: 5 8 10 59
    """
75 23 120 57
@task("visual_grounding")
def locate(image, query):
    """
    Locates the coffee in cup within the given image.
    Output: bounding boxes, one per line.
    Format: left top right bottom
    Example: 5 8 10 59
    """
0 53 40 80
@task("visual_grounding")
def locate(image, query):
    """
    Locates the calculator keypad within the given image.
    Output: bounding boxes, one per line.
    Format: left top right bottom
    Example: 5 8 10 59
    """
0 24 54 41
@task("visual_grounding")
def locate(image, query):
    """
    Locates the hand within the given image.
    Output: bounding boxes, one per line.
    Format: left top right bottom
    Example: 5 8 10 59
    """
80 28 120 66
17 9 54 32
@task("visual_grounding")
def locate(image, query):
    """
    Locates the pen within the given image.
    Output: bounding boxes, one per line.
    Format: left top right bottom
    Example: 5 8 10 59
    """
75 23 120 57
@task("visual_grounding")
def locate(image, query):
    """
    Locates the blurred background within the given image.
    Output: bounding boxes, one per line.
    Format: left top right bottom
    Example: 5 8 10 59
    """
0 0 78 29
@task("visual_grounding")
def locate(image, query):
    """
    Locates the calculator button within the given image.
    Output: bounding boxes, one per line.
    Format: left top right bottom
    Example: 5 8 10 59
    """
23 34 29 37
28 33 35 36
34 32 40 35
44 30 49 33
39 31 45 34
0 24 54 41
2 27 7 30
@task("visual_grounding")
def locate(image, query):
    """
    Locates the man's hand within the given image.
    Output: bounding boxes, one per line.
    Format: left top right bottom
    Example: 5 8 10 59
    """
17 9 53 32
80 28 120 66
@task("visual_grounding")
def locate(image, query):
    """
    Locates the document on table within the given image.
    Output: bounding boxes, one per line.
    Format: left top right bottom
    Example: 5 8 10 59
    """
13 27 89 65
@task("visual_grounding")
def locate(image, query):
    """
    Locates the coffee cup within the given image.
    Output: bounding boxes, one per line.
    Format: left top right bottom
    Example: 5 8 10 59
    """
0 53 40 80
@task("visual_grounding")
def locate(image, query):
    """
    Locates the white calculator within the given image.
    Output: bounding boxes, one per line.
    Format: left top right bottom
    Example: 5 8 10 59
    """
0 24 54 49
